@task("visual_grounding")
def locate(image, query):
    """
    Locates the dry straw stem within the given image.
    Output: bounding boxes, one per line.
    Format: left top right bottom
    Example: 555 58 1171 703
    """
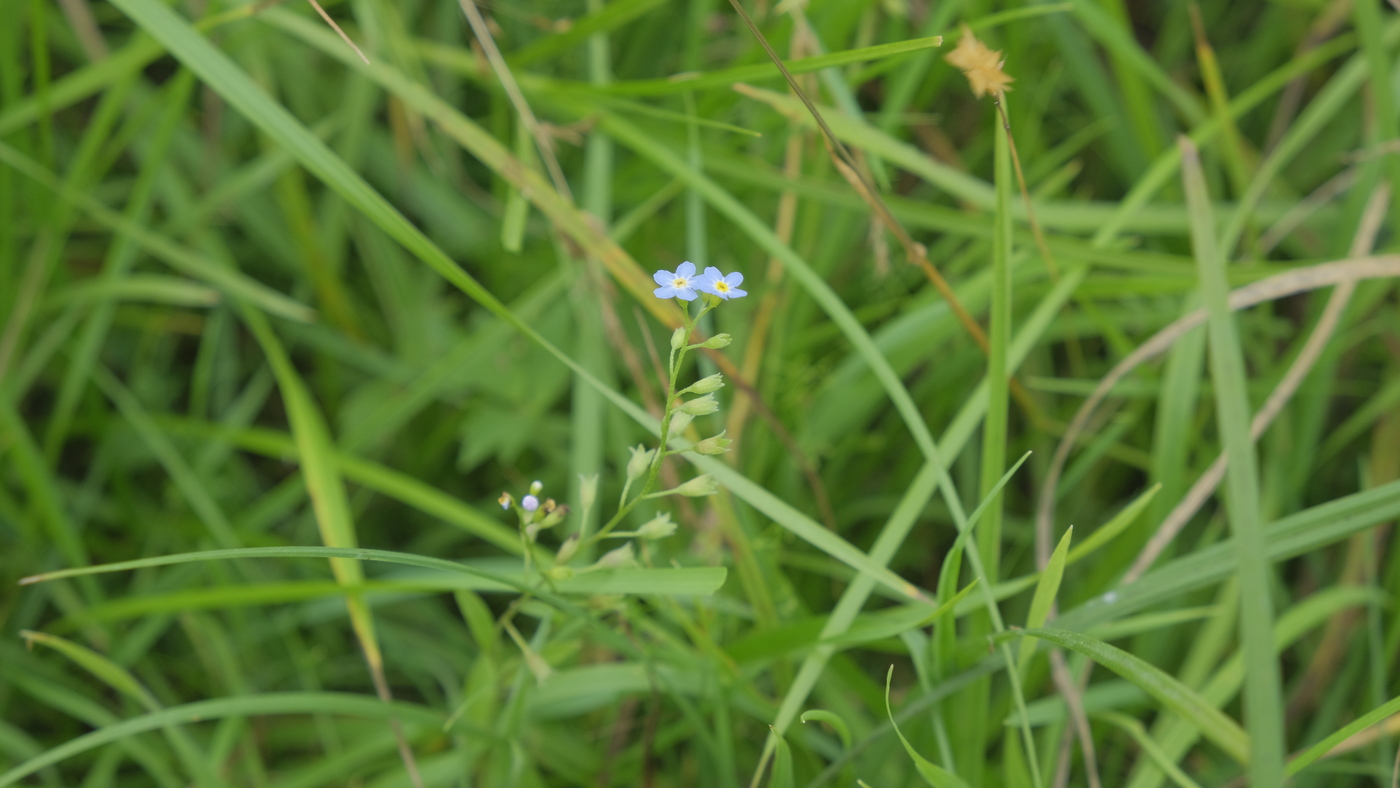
1122 184 1390 583
303 0 368 65
457 0 572 202
724 2 995 360
1034 254 1400 574
1044 184 1391 788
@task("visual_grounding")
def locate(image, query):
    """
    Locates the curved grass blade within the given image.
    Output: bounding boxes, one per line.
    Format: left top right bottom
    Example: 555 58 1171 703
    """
0 693 443 788
0 142 315 323
1017 628 1249 764
1018 526 1072 674
1180 136 1284 784
885 667 973 788
1286 695 1400 776
800 710 853 751
1093 712 1205 788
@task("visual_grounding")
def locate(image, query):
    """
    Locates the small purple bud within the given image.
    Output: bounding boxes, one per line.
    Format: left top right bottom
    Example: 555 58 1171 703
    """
522 495 540 512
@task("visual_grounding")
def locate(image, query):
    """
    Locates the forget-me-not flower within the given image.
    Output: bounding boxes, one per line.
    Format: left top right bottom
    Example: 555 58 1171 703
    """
696 267 747 300
654 262 700 301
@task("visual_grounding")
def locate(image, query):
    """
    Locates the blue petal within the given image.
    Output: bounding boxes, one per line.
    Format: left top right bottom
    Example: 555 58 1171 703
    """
675 287 698 301
676 261 696 278
653 270 674 286
727 287 748 298
654 286 675 299
726 271 744 287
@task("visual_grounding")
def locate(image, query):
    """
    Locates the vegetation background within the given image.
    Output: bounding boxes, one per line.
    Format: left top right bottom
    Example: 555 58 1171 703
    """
1 0 1399 786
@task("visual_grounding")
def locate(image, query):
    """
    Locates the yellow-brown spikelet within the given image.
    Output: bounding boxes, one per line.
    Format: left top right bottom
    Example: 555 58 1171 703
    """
945 24 1014 99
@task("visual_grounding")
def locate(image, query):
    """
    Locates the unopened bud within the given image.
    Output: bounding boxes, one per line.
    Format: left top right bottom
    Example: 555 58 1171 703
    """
679 394 719 416
694 431 732 455
555 534 580 564
682 373 724 395
594 543 635 569
547 566 575 581
540 504 569 528
522 495 540 513
498 492 513 510
670 327 688 350
667 411 694 437
676 474 720 497
696 333 731 349
626 445 654 481
637 512 677 540
579 473 598 512
529 480 543 496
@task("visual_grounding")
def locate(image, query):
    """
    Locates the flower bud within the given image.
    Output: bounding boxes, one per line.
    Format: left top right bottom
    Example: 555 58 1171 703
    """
555 533 580 564
682 373 724 395
676 474 720 497
637 512 677 540
522 495 540 512
540 503 569 529
594 543 636 570
694 431 732 455
670 327 688 350
667 411 694 437
579 473 598 513
696 333 732 349
626 446 654 481
498 492 513 510
679 394 719 416
529 480 543 496
547 566 575 582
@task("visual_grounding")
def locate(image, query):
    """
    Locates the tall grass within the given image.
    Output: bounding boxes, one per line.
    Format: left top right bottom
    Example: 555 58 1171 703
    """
2 1 1398 786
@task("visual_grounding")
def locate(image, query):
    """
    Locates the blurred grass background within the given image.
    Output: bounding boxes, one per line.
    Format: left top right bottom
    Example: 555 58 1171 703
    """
2 0 1399 786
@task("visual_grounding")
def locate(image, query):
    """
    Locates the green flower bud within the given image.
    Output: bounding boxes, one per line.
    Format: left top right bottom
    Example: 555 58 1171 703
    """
677 474 720 497
694 431 732 455
529 479 543 496
579 473 598 513
682 373 724 395
547 566 575 581
695 333 732 349
594 543 636 569
667 411 694 437
540 503 568 529
679 394 719 416
626 445 654 481
555 534 579 565
636 512 677 540
670 327 688 350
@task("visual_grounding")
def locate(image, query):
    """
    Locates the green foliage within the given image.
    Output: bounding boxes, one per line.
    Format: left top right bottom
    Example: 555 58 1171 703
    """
3 0 1399 786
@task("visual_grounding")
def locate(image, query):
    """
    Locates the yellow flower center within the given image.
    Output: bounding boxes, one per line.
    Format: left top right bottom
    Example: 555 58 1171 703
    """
673 277 688 287
714 281 730 292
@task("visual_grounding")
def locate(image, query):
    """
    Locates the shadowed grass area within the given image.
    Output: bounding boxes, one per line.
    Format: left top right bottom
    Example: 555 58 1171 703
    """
2 1 1398 787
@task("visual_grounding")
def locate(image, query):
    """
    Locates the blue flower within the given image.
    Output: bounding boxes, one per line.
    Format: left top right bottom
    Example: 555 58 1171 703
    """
696 267 747 300
654 261 700 301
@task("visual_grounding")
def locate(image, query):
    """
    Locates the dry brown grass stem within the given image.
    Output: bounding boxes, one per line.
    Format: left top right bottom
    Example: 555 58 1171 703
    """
458 0 573 202
1121 184 1388 583
723 2 996 361
303 0 368 65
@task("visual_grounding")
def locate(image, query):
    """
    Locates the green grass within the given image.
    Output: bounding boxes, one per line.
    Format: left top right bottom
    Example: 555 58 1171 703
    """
2 1 1399 787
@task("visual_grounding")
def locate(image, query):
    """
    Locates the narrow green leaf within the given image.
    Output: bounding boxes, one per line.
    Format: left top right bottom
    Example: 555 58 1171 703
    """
885 667 974 788
800 710 853 751
1180 136 1284 785
1286 694 1400 776
0 694 442 788
1018 627 1250 764
768 727 794 788
1094 712 1205 788
1018 526 1072 674
1066 484 1159 564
